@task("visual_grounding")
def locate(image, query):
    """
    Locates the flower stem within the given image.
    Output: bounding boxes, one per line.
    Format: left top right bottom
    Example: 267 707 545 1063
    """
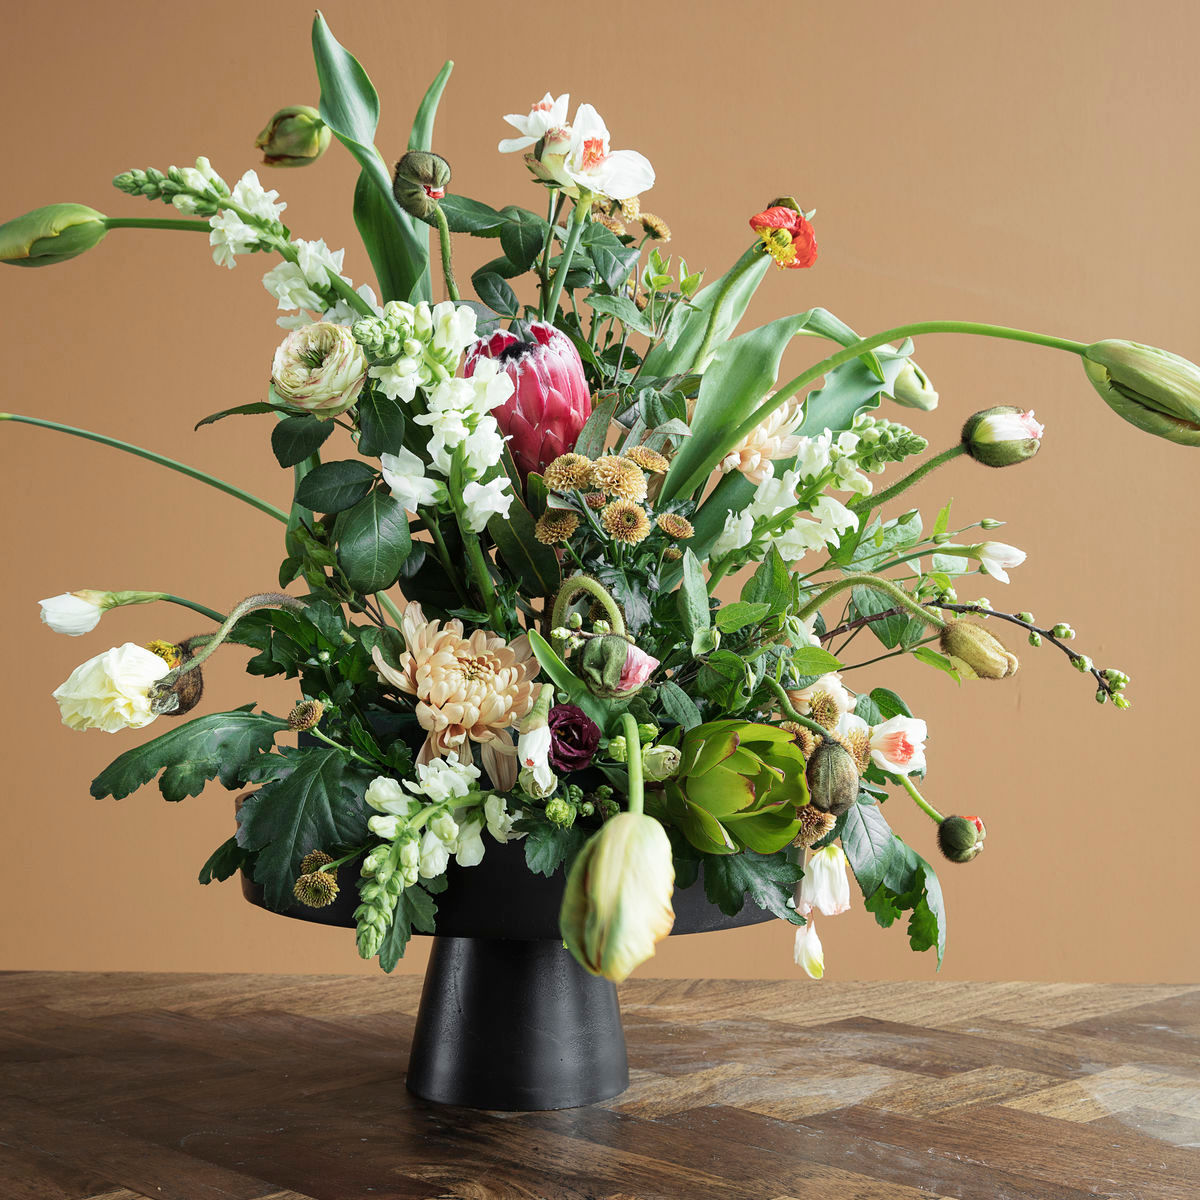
102 217 212 233
689 244 760 373
892 772 944 823
0 413 288 523
460 527 504 629
795 573 947 630
551 575 628 640
620 712 645 815
667 319 1089 502
308 726 377 766
430 203 460 302
851 444 967 514
542 194 590 321
171 592 306 679
762 677 834 740
160 594 225 623
376 593 405 627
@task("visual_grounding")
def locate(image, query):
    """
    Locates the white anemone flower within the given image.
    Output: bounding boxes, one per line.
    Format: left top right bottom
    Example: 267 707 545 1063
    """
799 846 852 917
865 713 928 776
498 92 571 153
975 541 1026 584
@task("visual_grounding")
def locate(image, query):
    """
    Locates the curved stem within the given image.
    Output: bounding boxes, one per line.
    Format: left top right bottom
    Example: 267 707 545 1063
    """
551 575 628 641
160 594 225 623
689 245 759 372
667 320 1089 502
762 677 834 741
542 195 590 321
171 592 305 679
103 217 212 233
852 444 966 514
620 712 645 815
796 573 946 630
892 772 944 823
0 413 288 523
430 204 460 302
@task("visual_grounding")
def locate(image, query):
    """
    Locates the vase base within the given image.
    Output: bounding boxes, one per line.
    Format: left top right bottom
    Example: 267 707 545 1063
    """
406 936 629 1111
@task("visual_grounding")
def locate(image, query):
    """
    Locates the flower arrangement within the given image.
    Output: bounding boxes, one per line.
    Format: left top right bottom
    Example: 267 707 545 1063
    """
6 13 1199 984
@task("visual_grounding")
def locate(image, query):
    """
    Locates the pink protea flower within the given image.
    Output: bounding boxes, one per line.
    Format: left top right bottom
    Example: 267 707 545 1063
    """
463 322 591 479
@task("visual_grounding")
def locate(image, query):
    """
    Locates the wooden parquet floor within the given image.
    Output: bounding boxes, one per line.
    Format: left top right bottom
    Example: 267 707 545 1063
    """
0 972 1197 1200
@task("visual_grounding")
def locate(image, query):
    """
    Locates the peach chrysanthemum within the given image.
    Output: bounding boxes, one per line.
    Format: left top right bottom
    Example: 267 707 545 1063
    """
623 445 669 473
534 511 580 545
719 395 805 484
543 453 593 492
601 500 651 544
655 513 694 540
590 456 648 502
372 601 537 792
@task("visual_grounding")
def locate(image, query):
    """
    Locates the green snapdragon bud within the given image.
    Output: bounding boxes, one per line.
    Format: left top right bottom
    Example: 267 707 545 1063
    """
1082 339 1200 447
0 204 107 267
255 105 331 168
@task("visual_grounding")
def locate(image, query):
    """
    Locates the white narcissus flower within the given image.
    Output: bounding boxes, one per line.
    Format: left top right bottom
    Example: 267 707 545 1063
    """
533 103 655 202
380 448 445 512
799 846 852 916
53 643 171 733
975 541 1026 584
498 92 571 153
793 918 824 979
461 477 514 531
270 322 367 418
39 589 109 635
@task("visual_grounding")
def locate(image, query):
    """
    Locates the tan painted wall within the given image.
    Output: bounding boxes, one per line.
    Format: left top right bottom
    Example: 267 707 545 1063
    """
2 0 1197 981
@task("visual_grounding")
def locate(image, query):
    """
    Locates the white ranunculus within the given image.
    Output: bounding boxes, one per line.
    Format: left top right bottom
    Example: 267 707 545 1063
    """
976 541 1026 584
793 918 825 979
52 642 171 733
39 590 109 635
380 448 445 512
867 714 928 776
799 846 852 917
270 322 366 418
499 92 571 153
461 477 514 531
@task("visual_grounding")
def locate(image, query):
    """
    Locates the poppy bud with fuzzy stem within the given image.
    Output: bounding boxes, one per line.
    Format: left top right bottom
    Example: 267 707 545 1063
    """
939 620 1019 680
805 739 859 817
937 815 986 863
961 405 1044 468
146 638 204 716
393 151 452 220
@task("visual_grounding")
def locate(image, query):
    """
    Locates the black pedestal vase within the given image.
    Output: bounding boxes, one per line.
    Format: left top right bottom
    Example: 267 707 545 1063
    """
241 837 773 1110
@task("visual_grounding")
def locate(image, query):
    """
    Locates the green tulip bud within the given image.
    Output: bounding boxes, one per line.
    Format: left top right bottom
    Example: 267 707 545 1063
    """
0 204 107 267
939 620 1019 680
890 358 939 411
559 812 676 983
805 740 859 817
254 105 331 168
1082 340 1200 447
393 150 452 219
937 815 986 863
961 406 1044 468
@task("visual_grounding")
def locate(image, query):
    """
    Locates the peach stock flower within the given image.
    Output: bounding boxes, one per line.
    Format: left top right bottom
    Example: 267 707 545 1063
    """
371 602 538 791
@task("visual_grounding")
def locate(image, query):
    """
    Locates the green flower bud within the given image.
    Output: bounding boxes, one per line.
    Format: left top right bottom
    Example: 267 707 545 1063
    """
980 518 1003 529
1082 339 1200 447
578 634 635 698
559 812 676 982
545 796 575 826
1114 695 1132 710
805 740 859 817
1028 632 1042 647
636 722 659 741
939 620 1019 680
255 105 331 168
937 815 986 864
1096 688 1108 704
642 744 682 782
961 406 1044 468
1051 623 1074 639
520 766 559 802
889 357 939 412
1073 654 1094 673
392 150 451 219
1017 611 1034 623
607 735 628 763
0 203 107 267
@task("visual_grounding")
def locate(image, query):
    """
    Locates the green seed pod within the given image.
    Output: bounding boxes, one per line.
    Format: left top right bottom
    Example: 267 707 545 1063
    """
805 739 859 817
961 405 1044 468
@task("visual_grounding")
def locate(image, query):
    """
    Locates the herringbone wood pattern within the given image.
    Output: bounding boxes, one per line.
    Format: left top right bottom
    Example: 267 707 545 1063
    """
0 972 1197 1199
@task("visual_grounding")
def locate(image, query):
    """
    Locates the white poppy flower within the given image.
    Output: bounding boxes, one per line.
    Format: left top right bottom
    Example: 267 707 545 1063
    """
498 92 571 154
53 643 170 733
975 541 1026 584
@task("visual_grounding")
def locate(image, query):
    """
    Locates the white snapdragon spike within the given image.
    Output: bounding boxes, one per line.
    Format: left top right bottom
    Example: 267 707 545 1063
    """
790 672 854 718
430 301 478 360
799 846 852 916
209 209 260 268
793 916 824 979
499 92 571 153
773 517 831 561
517 724 555 794
554 103 655 202
976 541 1026 584
813 495 858 539
453 814 486 867
711 510 755 559
406 754 481 804
262 261 326 315
292 238 346 289
52 643 170 733
229 170 286 225
39 590 108 635
749 468 803 520
368 813 403 840
364 775 418 817
380 448 446 512
370 354 431 403
795 430 834 480
418 827 451 879
833 457 873 495
461 478 515 531
484 794 521 842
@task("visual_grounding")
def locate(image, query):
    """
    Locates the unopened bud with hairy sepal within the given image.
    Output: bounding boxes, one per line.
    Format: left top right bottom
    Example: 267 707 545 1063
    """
393 151 451 219
937 815 986 863
1082 339 1200 447
288 699 325 732
962 406 1044 468
0 203 107 267
255 105 331 168
147 637 204 716
805 740 859 817
939 620 1019 680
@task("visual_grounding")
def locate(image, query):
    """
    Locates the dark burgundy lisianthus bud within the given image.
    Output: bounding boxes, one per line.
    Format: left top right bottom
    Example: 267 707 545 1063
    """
547 704 601 773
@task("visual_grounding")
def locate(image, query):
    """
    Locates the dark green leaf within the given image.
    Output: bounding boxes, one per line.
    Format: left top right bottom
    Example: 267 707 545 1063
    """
336 490 412 593
677 549 710 637
715 601 770 633
473 270 519 317
520 818 590 878
499 207 550 273
487 498 561 598
355 391 407 457
272 414 334 468
585 294 654 338
379 884 439 972
579 223 640 291
195 401 280 430
658 680 702 731
702 850 804 923
869 687 912 720
91 711 287 802
740 546 791 613
840 802 895 897
239 747 375 910
198 836 251 884
573 395 618 458
439 194 506 235
851 585 908 650
296 459 377 513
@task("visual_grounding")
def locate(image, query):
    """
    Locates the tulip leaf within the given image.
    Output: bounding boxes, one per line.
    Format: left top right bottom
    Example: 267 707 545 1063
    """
335 489 412 593
296 459 378 513
473 270 520 318
90 710 289 802
526 630 610 726
272 414 335 468
487 498 562 599
701 849 804 922
840 801 895 897
573 394 618 458
355 391 407 458
238 746 375 911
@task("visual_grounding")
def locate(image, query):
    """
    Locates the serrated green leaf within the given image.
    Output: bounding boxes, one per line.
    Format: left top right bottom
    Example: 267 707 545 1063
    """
379 884 439 972
739 546 791 613
336 489 412 593
90 711 287 802
521 818 589 878
296 459 377 512
198 837 250 884
932 501 952 538
701 850 804 923
272 414 334 468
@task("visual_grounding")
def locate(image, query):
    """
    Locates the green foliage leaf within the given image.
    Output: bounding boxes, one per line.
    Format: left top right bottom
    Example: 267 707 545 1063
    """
296 459 377 513
863 835 947 966
676 549 711 637
869 687 912 720
238 747 375 911
585 294 654 338
519 816 590 878
740 548 792 614
789 646 843 676
499 207 550 273
355 391 407 457
473 270 520 317
379 884 439 972
195 401 280 430
657 680 702 730
579 222 640 291
702 850 804 923
335 489 412 593
850 584 909 650
840 802 895 897
439 194 506 235
714 601 770 633
198 836 251 884
912 646 963 682
487 497 561 598
526 630 610 725
573 395 618 458
90 711 287 802
272 414 334 468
